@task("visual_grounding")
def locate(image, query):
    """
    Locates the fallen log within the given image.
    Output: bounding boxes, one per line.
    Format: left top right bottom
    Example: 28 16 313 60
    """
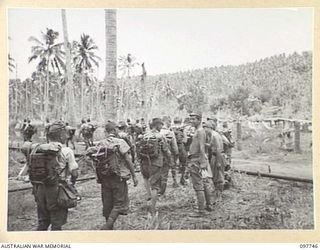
232 169 312 184
8 176 96 193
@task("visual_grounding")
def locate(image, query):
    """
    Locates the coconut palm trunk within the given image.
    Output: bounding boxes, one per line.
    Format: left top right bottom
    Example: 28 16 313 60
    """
61 9 75 125
25 80 28 115
105 9 117 121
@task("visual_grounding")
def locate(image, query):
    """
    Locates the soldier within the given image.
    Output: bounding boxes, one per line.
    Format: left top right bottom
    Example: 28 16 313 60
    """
21 119 27 141
136 118 172 214
65 122 76 150
205 121 225 203
140 118 147 133
21 120 79 231
86 121 138 230
44 118 51 143
79 119 90 150
188 113 213 216
171 117 188 185
220 122 234 171
23 119 36 142
184 117 195 153
160 116 179 193
117 121 135 164
86 118 97 147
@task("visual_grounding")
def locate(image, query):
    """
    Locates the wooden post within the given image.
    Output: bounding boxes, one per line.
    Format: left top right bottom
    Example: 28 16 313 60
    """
294 121 301 153
237 121 242 151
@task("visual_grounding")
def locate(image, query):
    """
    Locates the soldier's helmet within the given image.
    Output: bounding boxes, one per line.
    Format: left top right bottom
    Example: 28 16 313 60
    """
203 121 213 129
117 121 127 129
81 119 86 124
173 117 182 124
189 112 202 120
162 116 171 124
105 121 117 133
48 120 66 135
151 117 164 126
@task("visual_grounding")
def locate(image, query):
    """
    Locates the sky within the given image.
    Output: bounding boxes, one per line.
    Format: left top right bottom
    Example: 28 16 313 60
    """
7 8 313 81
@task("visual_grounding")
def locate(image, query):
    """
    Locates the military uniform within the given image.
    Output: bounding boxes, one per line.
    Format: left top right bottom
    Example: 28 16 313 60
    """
171 121 188 185
96 135 132 224
118 127 135 164
66 125 76 149
188 114 212 214
204 122 225 198
80 122 91 149
23 122 35 142
139 129 170 193
160 127 179 193
21 122 78 231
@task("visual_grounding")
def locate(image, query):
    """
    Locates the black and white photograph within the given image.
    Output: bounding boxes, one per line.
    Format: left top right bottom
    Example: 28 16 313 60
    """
6 7 313 232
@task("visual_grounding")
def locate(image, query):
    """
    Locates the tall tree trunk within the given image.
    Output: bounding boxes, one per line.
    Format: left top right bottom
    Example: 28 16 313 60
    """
25 80 28 115
140 63 147 118
105 9 117 121
81 73 84 119
30 80 33 118
61 9 76 125
14 64 18 119
45 54 50 120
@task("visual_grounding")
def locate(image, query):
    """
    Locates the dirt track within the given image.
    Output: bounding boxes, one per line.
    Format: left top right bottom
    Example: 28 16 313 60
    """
8 170 314 231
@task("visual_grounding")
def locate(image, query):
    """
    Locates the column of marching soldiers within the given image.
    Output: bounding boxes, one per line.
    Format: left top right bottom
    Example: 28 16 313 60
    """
19 113 234 230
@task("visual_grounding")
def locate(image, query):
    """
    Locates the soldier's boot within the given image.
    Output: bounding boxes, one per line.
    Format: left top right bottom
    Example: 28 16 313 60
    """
213 185 223 204
172 169 178 188
180 166 187 185
143 178 152 200
204 187 213 212
150 189 158 216
101 211 119 230
190 191 210 217
180 173 186 186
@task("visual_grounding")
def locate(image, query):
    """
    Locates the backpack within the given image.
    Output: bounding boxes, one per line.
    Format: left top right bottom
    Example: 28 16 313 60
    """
87 139 121 182
25 125 35 136
136 136 161 159
82 124 92 137
25 143 63 185
172 127 184 144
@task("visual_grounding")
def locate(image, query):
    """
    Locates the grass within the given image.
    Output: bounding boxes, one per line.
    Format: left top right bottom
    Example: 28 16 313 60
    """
7 128 314 231
7 170 314 231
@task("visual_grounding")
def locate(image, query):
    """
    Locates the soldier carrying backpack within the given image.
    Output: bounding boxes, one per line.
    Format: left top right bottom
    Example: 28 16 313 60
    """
21 120 79 231
171 117 188 185
136 118 172 215
86 121 138 230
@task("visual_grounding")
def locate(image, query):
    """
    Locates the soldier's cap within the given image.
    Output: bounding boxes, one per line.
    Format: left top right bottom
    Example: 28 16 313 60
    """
162 116 171 122
173 117 182 123
203 122 213 129
105 121 117 132
48 120 66 134
151 117 164 126
189 112 202 119
117 121 127 128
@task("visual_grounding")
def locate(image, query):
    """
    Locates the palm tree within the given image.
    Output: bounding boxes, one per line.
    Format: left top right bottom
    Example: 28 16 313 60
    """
105 9 117 121
28 28 65 120
73 34 101 118
61 9 76 125
118 53 139 118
